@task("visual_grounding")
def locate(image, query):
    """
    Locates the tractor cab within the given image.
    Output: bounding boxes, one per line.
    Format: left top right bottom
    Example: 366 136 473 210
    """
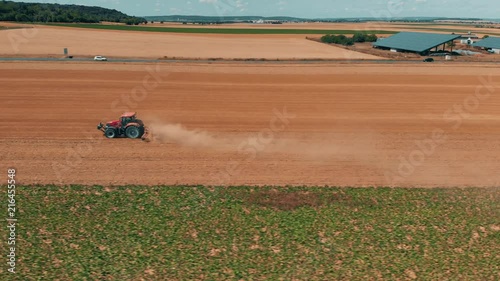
120 112 137 127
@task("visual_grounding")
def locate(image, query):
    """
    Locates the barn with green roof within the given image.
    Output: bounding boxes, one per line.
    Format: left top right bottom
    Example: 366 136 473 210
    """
473 37 500 54
373 32 461 55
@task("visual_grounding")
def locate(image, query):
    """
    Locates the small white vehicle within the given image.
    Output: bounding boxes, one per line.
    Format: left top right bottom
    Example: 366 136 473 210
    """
94 56 108 61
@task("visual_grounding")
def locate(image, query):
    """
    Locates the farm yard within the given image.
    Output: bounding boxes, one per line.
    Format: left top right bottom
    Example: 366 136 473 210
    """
1 20 499 280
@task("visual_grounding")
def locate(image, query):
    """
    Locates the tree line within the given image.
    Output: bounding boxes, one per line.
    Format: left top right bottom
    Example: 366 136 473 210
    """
321 33 378 46
0 1 146 25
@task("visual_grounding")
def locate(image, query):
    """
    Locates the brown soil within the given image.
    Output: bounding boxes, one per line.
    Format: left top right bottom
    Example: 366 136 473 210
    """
0 25 382 60
3 23 498 62
1 61 499 187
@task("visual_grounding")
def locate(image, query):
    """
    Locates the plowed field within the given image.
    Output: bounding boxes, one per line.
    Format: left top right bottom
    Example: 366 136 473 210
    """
1 62 499 187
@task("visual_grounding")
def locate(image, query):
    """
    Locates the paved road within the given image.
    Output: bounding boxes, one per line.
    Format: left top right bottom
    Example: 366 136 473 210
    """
0 57 499 65
0 57 411 64
0 57 158 63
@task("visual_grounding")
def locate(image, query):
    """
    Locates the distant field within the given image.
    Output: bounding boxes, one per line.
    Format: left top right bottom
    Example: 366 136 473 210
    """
0 27 383 59
395 26 500 36
13 185 499 280
409 27 471 33
46 23 396 35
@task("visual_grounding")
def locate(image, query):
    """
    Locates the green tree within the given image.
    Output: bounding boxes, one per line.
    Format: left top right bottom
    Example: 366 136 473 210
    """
0 0 146 23
14 13 29 22
365 34 378 42
321 34 334 43
344 38 355 46
321 34 358 46
353 33 366 43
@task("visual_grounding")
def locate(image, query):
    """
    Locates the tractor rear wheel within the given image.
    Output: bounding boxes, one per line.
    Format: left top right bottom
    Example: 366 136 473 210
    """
126 126 141 139
105 128 116 139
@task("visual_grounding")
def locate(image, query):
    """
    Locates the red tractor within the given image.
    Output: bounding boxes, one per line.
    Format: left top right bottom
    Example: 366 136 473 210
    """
97 112 149 140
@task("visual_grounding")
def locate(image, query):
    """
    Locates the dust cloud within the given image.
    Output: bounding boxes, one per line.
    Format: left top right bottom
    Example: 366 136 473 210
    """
148 122 382 165
150 123 222 148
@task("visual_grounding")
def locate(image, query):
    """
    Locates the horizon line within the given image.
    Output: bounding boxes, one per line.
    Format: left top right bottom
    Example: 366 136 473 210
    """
141 15 499 20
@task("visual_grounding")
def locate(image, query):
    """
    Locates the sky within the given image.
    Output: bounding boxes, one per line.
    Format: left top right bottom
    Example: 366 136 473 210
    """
10 0 500 19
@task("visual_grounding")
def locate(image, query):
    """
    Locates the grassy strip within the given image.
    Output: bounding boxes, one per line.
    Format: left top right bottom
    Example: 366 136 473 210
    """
10 186 499 280
44 23 397 35
0 26 29 30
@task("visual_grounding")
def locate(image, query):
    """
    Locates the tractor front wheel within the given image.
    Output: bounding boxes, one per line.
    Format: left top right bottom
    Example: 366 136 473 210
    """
126 126 141 139
105 128 116 139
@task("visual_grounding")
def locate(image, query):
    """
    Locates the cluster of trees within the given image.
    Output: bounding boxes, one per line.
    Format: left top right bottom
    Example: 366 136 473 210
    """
321 33 378 46
0 1 146 25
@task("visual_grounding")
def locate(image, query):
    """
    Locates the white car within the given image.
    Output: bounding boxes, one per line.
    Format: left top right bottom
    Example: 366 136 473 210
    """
94 56 107 61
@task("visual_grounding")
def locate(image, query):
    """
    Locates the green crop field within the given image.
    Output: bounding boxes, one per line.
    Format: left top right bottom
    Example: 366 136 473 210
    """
45 23 397 35
5 185 499 280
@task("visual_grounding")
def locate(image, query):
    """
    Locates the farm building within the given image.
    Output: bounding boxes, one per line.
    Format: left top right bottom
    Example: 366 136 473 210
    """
473 37 500 54
454 33 479 45
459 37 478 45
373 32 461 55
454 32 479 44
